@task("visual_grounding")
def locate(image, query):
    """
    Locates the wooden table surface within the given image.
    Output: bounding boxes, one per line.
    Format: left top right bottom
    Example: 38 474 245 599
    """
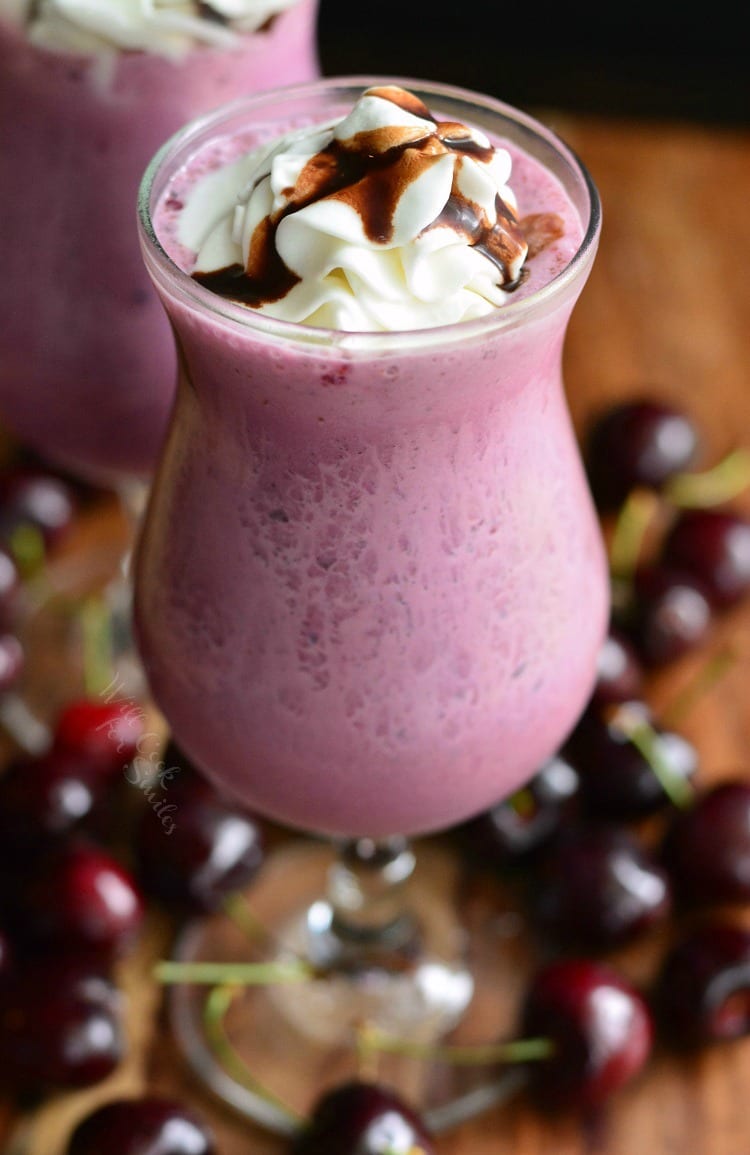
2 110 750 1155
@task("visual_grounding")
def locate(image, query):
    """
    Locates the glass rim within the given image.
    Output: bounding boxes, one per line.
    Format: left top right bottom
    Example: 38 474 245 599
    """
137 73 602 353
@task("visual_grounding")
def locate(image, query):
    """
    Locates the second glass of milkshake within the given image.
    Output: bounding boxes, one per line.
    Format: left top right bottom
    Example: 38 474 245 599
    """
0 0 320 483
135 77 607 1130
0 0 320 737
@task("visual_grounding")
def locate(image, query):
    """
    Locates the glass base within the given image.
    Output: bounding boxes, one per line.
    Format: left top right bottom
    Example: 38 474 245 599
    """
167 838 534 1135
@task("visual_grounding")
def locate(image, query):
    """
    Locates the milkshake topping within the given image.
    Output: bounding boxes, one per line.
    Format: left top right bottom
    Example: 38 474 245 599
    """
186 85 541 331
15 0 300 57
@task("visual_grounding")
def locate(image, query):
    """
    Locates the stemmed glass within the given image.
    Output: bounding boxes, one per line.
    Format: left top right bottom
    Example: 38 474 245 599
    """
134 76 607 1129
0 0 321 739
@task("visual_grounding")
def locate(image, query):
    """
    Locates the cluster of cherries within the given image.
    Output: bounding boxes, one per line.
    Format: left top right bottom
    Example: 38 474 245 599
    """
0 699 266 1093
0 450 265 1153
456 400 750 1108
2 396 750 1155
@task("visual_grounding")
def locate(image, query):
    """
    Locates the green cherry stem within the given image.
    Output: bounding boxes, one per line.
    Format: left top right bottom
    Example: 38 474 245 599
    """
664 447 750 508
7 522 47 581
222 893 279 948
507 785 536 820
80 592 117 697
610 704 695 809
155 959 315 985
355 1023 551 1131
356 1024 555 1067
608 487 662 610
203 983 306 1130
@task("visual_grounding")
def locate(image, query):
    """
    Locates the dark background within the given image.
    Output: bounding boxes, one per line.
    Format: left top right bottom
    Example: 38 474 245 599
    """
316 2 749 127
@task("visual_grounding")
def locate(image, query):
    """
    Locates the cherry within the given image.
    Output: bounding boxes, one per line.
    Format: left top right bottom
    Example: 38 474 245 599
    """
661 508 750 610
519 958 653 1112
620 563 713 667
133 753 265 915
12 447 105 505
65 1097 218 1155
589 626 644 709
0 631 24 692
0 466 77 551
565 703 698 822
0 746 110 852
0 924 12 984
529 823 672 951
661 779 750 908
0 544 20 629
291 1080 435 1155
0 955 123 1094
8 838 145 959
584 398 700 512
653 919 750 1049
53 697 146 775
455 752 580 869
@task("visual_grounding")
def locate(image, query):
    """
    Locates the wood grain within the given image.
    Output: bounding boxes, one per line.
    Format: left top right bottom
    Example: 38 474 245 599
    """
2 112 750 1155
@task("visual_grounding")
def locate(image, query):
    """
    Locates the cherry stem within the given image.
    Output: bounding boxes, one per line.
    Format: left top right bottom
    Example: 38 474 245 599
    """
659 644 739 728
508 786 536 819
608 487 661 587
664 447 750 508
222 893 278 949
155 959 315 985
7 522 46 581
203 983 306 1129
80 592 116 698
610 704 695 809
424 1069 530 1133
356 1024 554 1067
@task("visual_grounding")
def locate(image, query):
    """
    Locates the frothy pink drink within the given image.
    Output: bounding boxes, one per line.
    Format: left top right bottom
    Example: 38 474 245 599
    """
135 79 609 839
0 0 319 483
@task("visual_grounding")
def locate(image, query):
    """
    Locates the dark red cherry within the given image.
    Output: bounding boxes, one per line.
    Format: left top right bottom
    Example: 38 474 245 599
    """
529 823 672 950
0 631 24 692
0 467 77 550
456 753 580 869
661 508 750 609
151 737 202 793
65 1097 218 1155
519 958 653 1112
11 838 145 959
565 703 699 822
291 1080 435 1155
653 919 750 1049
589 626 644 709
0 924 12 984
133 758 264 915
584 398 700 511
661 779 750 907
53 697 146 775
0 746 110 852
0 545 21 629
621 564 713 667
0 956 123 1094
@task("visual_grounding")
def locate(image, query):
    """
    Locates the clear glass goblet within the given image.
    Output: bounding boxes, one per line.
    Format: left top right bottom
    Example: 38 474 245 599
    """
134 76 607 1131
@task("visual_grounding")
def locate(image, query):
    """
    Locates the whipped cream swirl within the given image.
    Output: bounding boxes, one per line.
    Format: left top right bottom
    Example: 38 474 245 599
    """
188 85 531 331
14 0 300 57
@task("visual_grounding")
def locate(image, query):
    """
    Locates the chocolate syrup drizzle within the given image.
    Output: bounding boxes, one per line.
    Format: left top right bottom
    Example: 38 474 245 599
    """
196 2 230 24
194 86 563 310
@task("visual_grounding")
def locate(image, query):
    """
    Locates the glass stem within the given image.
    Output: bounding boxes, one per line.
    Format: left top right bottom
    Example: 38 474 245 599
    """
310 837 420 965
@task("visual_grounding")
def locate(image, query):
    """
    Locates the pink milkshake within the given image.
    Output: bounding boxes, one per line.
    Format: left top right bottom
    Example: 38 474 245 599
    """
0 0 319 484
135 78 608 839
